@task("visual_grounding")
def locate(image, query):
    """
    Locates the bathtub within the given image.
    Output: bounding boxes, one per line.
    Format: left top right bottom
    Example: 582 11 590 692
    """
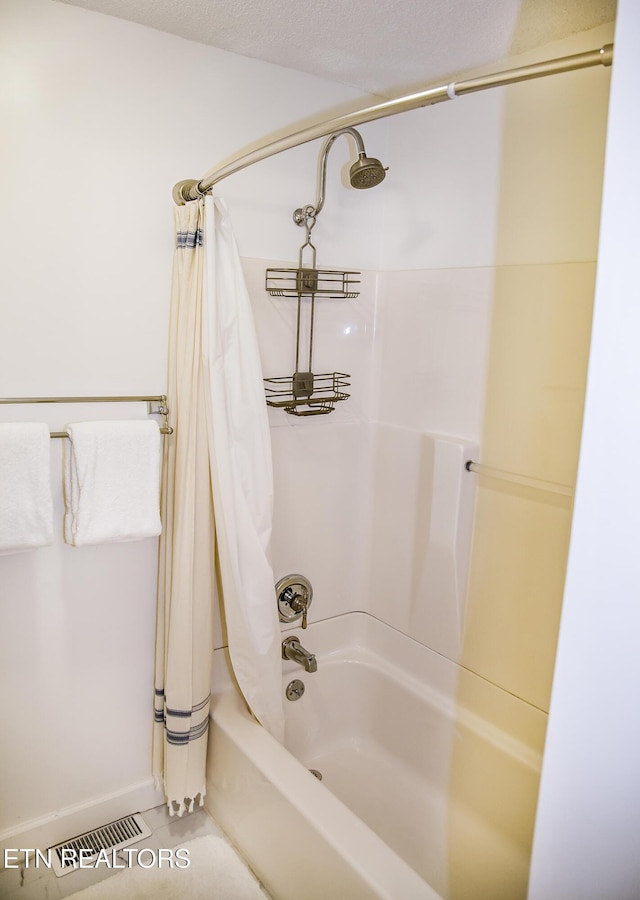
206 612 546 900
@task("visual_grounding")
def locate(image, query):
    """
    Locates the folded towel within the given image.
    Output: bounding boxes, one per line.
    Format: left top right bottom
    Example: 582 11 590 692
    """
63 420 162 546
0 423 54 553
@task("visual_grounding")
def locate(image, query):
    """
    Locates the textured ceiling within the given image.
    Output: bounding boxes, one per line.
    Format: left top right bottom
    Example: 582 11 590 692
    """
56 0 616 97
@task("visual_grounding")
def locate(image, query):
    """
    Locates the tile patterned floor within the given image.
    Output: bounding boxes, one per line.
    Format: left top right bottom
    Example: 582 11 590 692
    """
0 805 259 900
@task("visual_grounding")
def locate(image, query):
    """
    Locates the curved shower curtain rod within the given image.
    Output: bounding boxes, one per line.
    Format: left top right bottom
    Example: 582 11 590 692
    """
173 42 613 205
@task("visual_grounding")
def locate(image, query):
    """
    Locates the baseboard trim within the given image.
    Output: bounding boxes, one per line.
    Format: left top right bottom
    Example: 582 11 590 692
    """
0 779 164 858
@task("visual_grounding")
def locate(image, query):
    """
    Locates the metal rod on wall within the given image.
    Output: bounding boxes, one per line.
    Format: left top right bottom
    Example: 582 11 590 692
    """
0 395 168 404
173 43 613 204
0 395 173 437
465 460 574 497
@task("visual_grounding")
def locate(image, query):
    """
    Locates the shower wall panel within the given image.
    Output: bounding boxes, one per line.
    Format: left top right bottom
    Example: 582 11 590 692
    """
361 265 492 660
364 425 477 662
269 422 372 624
372 267 494 441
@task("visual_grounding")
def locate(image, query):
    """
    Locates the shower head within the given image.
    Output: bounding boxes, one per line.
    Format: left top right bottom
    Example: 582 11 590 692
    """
294 127 388 225
349 153 387 189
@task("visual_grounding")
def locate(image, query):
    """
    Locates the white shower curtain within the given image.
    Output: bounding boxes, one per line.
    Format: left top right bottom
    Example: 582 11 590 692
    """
153 196 283 815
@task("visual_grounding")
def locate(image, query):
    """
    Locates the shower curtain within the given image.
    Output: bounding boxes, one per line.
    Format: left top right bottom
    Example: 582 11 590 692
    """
153 195 284 815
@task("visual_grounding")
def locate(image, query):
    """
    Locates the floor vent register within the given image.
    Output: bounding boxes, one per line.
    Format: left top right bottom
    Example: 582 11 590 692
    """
47 812 151 876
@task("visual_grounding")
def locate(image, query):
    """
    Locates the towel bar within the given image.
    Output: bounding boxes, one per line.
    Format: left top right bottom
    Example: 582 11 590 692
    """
0 395 173 437
465 460 573 497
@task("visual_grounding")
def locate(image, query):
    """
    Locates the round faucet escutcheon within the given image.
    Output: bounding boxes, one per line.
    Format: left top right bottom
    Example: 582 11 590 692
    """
276 574 313 628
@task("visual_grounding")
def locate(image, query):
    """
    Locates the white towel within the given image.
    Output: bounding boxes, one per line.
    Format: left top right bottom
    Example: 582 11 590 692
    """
0 423 54 553
63 420 162 546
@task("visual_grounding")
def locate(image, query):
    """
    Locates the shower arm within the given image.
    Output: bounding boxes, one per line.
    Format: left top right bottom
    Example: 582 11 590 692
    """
173 43 613 205
293 128 366 225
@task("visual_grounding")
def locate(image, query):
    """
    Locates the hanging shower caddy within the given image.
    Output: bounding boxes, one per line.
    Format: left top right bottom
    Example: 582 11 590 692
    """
264 210 357 416
263 128 387 417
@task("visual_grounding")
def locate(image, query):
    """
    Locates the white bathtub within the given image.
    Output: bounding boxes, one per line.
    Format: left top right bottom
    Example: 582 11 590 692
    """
206 613 546 900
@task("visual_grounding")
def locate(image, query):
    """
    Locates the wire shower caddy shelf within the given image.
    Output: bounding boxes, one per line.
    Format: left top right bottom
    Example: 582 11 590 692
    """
264 206 356 417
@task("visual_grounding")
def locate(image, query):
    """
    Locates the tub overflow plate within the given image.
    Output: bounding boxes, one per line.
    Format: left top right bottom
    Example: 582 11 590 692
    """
286 679 305 701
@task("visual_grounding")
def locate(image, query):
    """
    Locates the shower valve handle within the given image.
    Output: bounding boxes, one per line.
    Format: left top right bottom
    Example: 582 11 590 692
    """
288 590 309 629
276 574 313 629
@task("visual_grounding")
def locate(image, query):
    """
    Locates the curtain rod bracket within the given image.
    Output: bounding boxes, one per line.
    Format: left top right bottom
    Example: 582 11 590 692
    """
172 179 207 206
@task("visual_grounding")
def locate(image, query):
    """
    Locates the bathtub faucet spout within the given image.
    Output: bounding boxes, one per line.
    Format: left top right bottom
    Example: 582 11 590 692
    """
282 636 317 673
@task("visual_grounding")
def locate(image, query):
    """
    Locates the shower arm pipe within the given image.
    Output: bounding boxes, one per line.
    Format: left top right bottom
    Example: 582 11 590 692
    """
173 43 613 204
308 127 365 220
465 460 574 497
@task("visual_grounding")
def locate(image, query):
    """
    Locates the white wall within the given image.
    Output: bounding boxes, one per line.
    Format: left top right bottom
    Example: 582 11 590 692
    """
0 0 381 402
529 2 640 896
0 0 378 841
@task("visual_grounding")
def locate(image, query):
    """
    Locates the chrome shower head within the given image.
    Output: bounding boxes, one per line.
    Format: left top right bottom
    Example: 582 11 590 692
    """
349 153 387 189
294 127 388 225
